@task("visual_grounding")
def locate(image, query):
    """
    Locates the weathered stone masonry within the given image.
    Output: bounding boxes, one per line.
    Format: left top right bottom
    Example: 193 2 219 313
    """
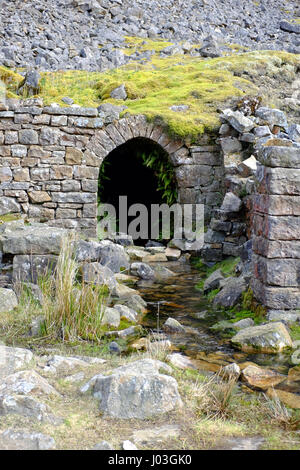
0 98 299 313
251 145 300 312
0 99 223 237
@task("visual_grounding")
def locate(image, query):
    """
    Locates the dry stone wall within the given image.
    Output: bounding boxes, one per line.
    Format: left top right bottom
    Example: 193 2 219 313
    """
251 145 300 313
0 98 223 237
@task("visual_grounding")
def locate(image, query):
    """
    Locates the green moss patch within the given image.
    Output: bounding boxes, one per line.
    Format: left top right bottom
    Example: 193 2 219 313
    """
1 45 298 139
194 256 240 291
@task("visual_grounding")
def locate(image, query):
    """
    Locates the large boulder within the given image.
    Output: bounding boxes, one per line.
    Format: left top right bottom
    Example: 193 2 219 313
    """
213 277 247 308
0 429 55 450
231 322 293 353
0 370 59 397
0 198 21 216
163 318 185 333
241 365 285 390
0 346 33 379
101 307 120 328
81 262 117 291
0 288 18 313
130 262 155 280
203 269 224 294
221 109 255 133
13 255 58 283
81 359 182 419
97 241 130 273
0 394 56 423
1 223 69 255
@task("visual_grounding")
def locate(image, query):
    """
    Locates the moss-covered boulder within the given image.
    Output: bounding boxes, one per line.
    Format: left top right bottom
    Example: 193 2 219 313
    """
231 322 293 354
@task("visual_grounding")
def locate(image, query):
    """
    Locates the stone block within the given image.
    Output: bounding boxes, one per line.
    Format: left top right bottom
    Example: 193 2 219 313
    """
252 278 300 310
257 166 300 195
13 168 30 182
258 146 300 169
11 145 27 158
73 166 99 180
175 165 213 188
28 191 51 203
50 165 73 180
19 129 38 145
253 254 300 287
51 192 97 204
65 147 83 165
252 194 300 216
253 214 300 240
13 255 58 283
253 236 300 259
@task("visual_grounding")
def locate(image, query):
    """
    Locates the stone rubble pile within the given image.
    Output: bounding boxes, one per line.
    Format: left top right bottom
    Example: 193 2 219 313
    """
201 103 300 314
0 0 299 72
203 103 300 263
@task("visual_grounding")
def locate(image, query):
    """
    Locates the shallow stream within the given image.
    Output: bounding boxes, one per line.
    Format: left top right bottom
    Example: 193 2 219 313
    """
137 259 292 375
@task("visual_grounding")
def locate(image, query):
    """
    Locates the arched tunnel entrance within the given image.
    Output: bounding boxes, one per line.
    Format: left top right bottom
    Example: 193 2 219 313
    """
98 137 178 245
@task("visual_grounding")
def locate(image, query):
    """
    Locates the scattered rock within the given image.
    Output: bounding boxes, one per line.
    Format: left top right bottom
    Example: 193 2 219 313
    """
110 84 127 100
113 304 139 323
241 364 285 390
0 429 55 450
231 322 293 353
131 262 155 280
43 355 101 374
163 317 185 333
213 276 247 308
82 263 117 291
122 440 138 450
0 394 57 423
147 340 172 354
18 70 41 97
165 247 181 261
82 359 182 419
0 346 33 378
214 436 264 450
102 307 121 328
255 107 288 129
0 370 59 397
280 21 300 34
0 288 18 313
267 310 300 325
97 241 130 273
203 269 224 293
267 388 300 409
232 318 255 330
93 441 114 450
132 425 181 446
167 353 197 370
222 109 255 133
220 363 241 380
109 341 122 354
153 265 176 281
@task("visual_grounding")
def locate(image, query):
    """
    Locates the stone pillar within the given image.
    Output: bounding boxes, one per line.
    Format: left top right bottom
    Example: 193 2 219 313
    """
251 145 300 313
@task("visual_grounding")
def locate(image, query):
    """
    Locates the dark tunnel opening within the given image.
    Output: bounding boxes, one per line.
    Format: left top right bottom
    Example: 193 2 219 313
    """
98 137 177 245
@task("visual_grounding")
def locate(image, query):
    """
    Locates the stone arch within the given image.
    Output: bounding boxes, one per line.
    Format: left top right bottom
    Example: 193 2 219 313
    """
79 115 187 236
0 103 224 238
85 115 185 172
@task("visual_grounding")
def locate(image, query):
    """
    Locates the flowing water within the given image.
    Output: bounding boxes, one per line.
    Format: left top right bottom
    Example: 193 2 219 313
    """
137 259 292 375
